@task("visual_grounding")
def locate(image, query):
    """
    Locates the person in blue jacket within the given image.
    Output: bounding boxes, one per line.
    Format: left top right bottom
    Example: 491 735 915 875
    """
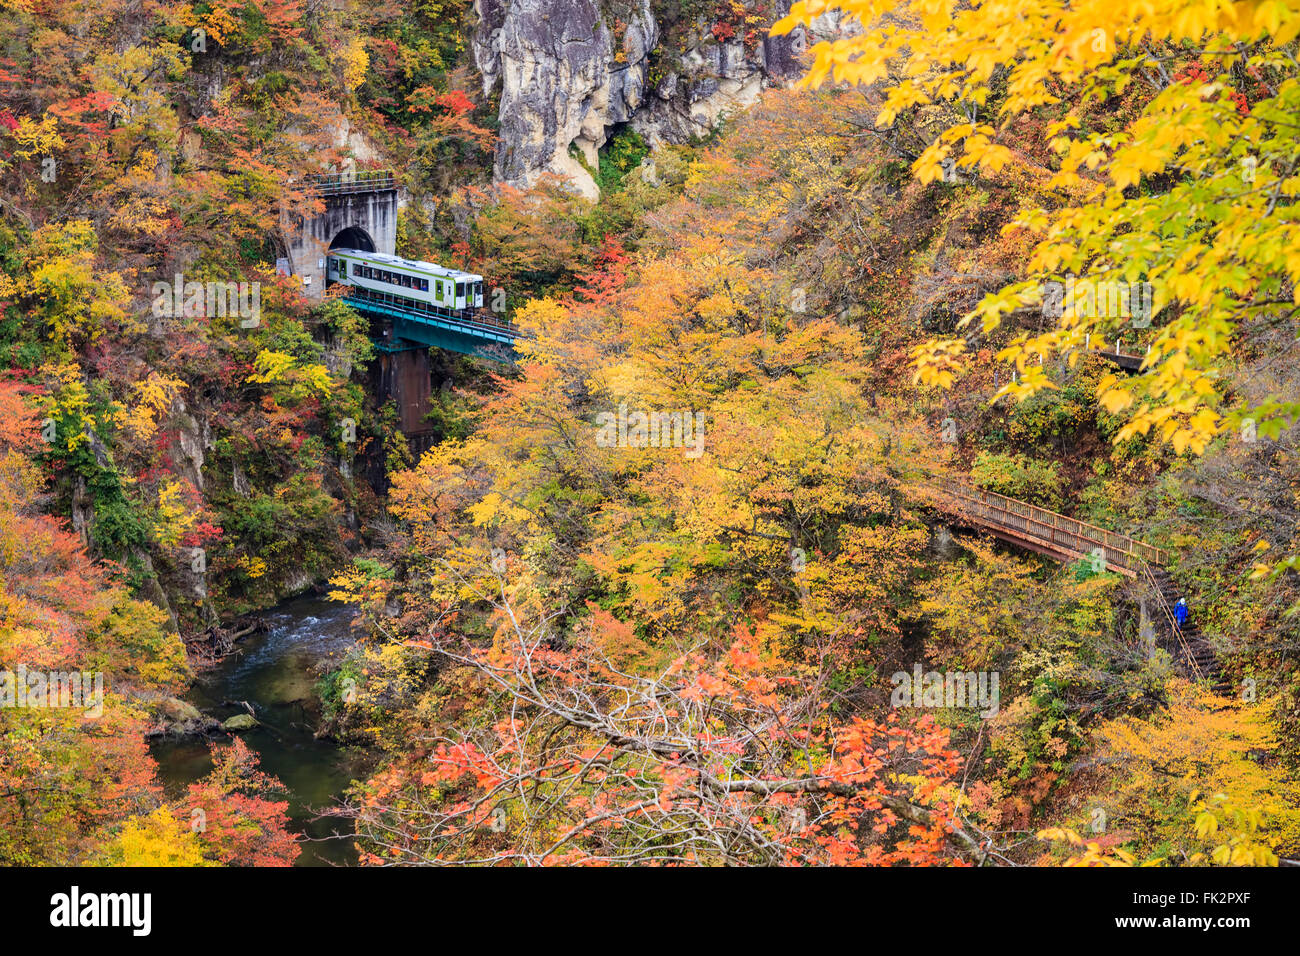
1174 597 1189 633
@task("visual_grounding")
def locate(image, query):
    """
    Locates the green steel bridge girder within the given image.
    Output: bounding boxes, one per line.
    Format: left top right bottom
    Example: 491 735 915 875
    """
349 296 519 362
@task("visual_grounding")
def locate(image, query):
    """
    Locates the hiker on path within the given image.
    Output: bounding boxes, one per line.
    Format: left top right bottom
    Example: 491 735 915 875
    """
1174 597 1189 633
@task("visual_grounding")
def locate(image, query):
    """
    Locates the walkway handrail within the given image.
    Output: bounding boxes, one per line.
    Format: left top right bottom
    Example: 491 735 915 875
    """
923 475 1204 677
306 170 396 195
930 478 1166 572
1136 559 1204 682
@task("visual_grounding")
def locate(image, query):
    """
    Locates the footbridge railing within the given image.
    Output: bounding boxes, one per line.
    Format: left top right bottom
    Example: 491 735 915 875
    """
924 478 1165 578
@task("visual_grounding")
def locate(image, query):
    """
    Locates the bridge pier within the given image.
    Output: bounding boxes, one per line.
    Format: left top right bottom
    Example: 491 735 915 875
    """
373 340 433 437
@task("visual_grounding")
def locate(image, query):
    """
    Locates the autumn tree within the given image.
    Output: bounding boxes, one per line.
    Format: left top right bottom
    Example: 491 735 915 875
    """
1041 680 1296 864
349 585 979 866
776 0 1300 458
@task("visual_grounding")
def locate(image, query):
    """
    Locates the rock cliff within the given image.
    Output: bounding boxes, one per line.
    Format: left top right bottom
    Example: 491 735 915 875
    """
473 0 854 199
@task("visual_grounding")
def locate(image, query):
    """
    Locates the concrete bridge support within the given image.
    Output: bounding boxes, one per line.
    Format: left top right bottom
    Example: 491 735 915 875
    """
372 343 433 438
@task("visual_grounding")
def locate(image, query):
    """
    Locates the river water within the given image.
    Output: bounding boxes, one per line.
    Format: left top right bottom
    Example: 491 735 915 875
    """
150 595 363 866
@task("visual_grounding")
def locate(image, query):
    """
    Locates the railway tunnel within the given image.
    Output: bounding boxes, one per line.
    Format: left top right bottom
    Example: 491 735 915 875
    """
285 171 431 439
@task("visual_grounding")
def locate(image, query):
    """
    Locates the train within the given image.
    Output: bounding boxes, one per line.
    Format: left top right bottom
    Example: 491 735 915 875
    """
327 248 486 318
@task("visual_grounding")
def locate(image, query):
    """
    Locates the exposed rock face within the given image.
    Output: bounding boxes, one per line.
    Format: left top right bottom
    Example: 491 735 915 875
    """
173 401 210 495
132 548 179 632
476 0 628 200
327 114 384 166
473 0 854 200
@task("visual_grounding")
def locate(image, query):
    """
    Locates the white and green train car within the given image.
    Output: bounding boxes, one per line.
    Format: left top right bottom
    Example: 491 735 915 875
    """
327 249 485 316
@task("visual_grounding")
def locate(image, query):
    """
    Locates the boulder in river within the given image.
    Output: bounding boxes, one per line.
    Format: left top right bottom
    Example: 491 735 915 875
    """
147 696 221 737
222 713 259 732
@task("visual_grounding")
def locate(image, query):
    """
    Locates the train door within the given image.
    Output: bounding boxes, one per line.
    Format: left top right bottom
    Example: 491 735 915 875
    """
328 257 347 285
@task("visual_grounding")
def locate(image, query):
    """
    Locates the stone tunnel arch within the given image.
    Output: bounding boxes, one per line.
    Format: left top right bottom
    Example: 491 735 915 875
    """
284 175 396 299
330 226 375 252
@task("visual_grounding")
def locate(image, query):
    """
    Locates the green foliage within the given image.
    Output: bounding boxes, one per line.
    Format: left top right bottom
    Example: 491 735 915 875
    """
594 127 650 194
970 451 1065 509
89 484 149 558
213 473 342 603
1004 382 1092 447
420 386 475 444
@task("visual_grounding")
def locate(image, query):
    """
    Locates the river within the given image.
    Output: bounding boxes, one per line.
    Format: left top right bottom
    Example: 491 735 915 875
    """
150 595 364 866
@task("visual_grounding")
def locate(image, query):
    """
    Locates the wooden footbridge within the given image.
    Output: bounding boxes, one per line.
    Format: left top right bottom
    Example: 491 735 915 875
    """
924 479 1219 683
1091 348 1147 373
924 479 1163 576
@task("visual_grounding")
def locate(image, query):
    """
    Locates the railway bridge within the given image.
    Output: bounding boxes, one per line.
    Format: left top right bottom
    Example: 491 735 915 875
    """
282 170 521 435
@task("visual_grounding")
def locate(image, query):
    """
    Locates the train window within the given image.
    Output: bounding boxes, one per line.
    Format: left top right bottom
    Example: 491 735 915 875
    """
456 282 465 299
353 264 361 276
